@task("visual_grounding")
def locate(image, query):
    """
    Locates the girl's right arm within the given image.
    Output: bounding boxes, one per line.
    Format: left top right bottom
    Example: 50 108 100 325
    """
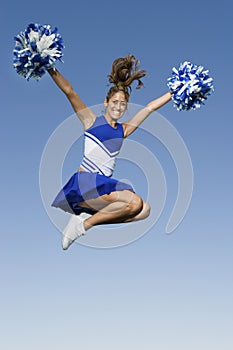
122 92 172 137
48 68 96 129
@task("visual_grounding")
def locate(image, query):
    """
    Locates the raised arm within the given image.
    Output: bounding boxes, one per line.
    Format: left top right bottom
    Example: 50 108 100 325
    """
122 92 172 138
47 68 96 129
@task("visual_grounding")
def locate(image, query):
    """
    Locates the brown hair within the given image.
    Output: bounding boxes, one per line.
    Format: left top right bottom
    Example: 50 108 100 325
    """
106 55 147 102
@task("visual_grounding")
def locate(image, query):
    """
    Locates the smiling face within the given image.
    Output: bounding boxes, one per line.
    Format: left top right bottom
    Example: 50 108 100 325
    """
104 91 128 122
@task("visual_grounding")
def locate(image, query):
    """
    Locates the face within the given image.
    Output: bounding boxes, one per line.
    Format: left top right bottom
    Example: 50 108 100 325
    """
105 91 127 121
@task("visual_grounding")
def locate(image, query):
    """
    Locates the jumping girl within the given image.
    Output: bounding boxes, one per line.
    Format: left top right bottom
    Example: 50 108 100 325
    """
13 24 214 250
48 55 172 249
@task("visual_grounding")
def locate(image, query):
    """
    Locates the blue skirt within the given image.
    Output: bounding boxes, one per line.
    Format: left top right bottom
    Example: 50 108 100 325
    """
51 171 134 215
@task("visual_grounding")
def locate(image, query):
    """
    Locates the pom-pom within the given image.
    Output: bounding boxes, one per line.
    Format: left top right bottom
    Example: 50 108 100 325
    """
13 23 64 81
167 61 214 111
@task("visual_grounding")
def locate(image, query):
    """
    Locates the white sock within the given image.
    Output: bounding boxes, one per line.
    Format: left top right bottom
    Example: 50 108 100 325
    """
62 215 88 250
79 219 85 234
80 212 92 220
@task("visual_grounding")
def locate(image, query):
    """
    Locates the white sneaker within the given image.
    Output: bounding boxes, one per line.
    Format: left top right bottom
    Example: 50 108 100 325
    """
62 215 86 250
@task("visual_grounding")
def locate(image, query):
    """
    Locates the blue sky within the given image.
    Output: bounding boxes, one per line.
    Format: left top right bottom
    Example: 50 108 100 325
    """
1 1 233 349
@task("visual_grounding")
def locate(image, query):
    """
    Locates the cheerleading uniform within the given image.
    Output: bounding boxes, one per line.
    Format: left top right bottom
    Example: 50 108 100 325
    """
52 115 134 215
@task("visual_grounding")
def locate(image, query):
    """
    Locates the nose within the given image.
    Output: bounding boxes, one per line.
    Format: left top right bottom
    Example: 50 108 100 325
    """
115 102 121 110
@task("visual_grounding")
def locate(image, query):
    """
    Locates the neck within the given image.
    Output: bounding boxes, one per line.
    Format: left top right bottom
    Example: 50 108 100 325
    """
104 114 117 128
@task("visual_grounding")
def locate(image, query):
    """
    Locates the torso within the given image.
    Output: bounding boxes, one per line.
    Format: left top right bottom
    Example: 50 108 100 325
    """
78 115 124 177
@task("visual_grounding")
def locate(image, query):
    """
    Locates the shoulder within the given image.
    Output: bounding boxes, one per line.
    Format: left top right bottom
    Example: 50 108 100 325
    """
83 113 97 131
121 123 129 138
84 115 109 131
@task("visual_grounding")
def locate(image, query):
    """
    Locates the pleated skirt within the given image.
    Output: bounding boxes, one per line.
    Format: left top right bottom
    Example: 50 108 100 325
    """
51 171 134 215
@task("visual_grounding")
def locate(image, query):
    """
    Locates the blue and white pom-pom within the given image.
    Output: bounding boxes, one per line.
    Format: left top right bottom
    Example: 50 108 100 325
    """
13 23 64 80
167 61 214 111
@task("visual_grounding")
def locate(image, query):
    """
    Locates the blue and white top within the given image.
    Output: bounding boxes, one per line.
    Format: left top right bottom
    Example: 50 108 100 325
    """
80 115 124 177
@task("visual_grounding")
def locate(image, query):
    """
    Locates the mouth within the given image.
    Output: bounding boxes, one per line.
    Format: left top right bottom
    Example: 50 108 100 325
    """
112 111 121 117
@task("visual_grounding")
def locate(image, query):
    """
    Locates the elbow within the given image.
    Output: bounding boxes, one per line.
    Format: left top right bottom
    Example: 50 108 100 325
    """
146 102 156 112
65 85 75 98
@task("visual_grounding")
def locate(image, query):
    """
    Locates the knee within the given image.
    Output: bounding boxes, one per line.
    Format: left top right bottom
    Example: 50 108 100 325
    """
128 194 143 216
143 202 151 219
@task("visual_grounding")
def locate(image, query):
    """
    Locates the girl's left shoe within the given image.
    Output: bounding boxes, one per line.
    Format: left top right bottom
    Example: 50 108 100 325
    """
62 214 89 250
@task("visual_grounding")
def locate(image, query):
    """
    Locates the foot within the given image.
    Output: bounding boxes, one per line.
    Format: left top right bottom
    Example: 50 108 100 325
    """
62 215 86 250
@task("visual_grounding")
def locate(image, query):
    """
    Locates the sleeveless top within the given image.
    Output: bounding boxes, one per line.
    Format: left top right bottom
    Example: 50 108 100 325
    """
79 115 124 177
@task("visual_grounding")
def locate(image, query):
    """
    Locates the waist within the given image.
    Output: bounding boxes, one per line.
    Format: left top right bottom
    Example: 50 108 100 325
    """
77 166 113 178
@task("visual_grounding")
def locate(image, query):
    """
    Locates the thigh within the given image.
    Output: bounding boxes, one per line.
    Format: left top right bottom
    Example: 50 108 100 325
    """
78 189 137 211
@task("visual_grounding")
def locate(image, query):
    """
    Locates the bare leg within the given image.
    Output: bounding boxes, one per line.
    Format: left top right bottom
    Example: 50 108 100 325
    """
89 200 151 224
123 200 151 223
78 190 144 231
61 191 150 250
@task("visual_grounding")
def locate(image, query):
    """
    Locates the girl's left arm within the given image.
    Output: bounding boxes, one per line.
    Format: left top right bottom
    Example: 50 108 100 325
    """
122 92 172 138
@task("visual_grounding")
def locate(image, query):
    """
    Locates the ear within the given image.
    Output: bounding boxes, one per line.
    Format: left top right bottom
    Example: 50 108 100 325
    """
104 99 108 107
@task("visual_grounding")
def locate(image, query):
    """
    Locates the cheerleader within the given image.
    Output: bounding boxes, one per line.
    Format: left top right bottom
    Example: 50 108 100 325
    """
13 24 213 249
48 56 172 249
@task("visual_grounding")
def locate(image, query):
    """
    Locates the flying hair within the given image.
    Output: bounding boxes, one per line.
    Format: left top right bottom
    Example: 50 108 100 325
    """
106 55 147 102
